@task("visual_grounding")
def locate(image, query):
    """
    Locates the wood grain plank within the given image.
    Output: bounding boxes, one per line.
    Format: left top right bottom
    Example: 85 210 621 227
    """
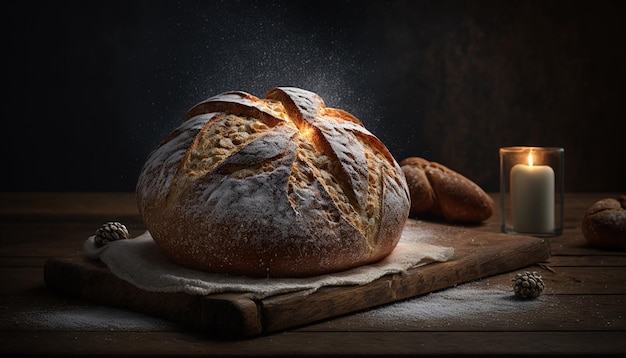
446 266 626 295
546 255 626 267
41 220 550 338
2 192 624 356
0 267 45 296
300 292 626 332
0 192 139 218
0 220 146 257
42 256 263 338
261 229 550 334
1 331 624 356
4 293 624 333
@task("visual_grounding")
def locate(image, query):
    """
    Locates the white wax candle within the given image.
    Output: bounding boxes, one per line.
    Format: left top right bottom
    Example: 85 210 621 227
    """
511 161 555 233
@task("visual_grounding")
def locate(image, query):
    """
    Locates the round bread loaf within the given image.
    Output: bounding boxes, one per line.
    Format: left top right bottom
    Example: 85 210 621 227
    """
400 157 494 223
582 196 626 250
136 87 410 277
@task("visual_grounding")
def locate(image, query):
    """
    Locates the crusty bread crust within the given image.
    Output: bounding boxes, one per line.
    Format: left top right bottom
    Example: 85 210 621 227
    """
399 157 494 223
136 87 410 277
582 196 626 250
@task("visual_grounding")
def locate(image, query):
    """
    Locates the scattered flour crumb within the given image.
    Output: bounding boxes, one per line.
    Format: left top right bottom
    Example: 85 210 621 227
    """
11 305 177 330
8 282 559 331
358 280 559 327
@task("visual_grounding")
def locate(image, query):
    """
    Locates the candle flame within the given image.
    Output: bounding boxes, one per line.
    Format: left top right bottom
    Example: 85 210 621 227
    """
528 152 534 166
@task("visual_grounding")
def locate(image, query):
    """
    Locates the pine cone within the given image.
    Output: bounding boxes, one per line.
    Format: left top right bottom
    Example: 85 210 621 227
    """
512 271 545 299
94 222 129 248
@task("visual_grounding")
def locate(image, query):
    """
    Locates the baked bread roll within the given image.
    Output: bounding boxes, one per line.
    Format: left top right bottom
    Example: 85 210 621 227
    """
400 157 494 223
136 87 410 278
582 196 626 250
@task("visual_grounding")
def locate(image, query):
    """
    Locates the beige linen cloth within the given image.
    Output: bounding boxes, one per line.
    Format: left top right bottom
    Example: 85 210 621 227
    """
84 226 454 299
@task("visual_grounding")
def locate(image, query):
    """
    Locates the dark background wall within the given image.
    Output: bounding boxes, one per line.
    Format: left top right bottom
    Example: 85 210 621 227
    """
3 0 624 193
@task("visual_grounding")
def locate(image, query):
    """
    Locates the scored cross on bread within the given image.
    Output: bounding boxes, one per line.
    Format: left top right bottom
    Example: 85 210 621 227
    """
137 87 410 277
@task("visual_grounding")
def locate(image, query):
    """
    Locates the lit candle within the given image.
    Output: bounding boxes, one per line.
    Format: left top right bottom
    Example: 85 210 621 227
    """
510 151 555 233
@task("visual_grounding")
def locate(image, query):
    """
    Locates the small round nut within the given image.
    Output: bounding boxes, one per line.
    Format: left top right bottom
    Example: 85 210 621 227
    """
512 271 545 299
94 222 129 248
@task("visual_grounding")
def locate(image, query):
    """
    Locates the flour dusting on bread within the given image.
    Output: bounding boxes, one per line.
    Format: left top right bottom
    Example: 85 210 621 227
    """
137 87 410 277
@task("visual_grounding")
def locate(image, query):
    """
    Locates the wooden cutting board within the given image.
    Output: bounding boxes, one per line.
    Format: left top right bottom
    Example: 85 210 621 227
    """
44 219 550 338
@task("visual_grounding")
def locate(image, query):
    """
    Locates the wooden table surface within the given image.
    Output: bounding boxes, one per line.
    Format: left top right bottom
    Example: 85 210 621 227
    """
0 192 624 357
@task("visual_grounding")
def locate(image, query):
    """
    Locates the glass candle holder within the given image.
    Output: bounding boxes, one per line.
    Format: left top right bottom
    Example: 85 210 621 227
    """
500 146 564 237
